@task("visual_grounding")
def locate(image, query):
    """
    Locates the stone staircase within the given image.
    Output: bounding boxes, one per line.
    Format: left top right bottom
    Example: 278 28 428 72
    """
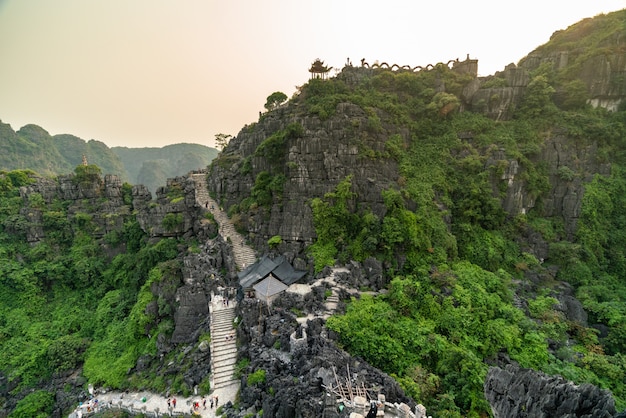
209 299 238 390
190 172 252 398
191 173 257 270
325 290 340 311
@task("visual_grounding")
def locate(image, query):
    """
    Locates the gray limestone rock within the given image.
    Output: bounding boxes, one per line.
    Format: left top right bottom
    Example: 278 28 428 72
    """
171 285 209 344
485 362 617 418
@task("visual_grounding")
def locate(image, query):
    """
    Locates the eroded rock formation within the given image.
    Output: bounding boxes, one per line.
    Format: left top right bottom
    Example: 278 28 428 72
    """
485 361 618 418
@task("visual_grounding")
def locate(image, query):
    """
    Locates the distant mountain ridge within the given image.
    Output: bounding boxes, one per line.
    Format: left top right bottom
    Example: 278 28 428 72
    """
0 122 124 178
112 144 218 193
0 120 218 192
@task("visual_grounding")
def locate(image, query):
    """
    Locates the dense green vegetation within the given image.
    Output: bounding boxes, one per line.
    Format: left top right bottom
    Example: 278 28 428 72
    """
298 36 626 416
0 169 188 415
227 122 303 215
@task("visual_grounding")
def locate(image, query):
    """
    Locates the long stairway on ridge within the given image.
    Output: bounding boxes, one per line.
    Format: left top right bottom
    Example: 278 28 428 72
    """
209 297 238 390
191 172 256 399
192 172 257 270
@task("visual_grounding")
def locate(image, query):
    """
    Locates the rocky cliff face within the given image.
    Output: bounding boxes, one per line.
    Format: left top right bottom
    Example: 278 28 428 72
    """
208 102 401 261
16 173 214 246
464 15 626 118
17 174 132 249
485 360 619 418
484 134 610 245
7 171 232 416
208 102 610 272
133 175 204 240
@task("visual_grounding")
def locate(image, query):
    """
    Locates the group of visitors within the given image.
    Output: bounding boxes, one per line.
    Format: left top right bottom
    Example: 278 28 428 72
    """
192 395 219 412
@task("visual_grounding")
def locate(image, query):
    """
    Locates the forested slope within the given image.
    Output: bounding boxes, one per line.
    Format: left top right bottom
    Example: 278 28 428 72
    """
0 120 218 193
0 122 124 178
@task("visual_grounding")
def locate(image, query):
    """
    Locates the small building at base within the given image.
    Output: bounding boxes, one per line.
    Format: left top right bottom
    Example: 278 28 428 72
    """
238 255 307 303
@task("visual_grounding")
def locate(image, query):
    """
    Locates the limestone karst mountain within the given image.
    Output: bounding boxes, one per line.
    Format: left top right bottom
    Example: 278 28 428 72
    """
3 9 626 418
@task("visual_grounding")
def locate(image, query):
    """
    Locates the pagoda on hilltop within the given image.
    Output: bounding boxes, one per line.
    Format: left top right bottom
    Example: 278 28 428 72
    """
309 58 332 80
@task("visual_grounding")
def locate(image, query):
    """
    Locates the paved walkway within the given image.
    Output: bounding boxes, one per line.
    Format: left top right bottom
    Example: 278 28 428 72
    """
287 267 358 325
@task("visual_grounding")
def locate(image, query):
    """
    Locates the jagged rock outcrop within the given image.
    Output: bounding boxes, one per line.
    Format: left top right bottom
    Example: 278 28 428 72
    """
134 175 202 239
463 12 626 119
171 238 232 344
225 297 414 418
536 136 610 238
16 174 131 245
485 361 618 418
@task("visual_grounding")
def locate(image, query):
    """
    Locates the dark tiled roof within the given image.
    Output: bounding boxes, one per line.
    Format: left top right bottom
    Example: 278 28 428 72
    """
238 255 307 288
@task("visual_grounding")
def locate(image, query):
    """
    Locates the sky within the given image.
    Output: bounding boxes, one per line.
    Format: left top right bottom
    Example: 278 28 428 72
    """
1 1 625 149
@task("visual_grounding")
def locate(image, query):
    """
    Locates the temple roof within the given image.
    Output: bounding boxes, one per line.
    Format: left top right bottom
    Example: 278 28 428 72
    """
309 58 332 74
253 274 288 298
238 255 307 289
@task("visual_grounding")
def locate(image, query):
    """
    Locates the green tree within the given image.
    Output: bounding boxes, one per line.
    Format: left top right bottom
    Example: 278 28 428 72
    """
10 390 54 418
515 75 557 119
73 164 102 184
264 91 288 112
214 133 232 151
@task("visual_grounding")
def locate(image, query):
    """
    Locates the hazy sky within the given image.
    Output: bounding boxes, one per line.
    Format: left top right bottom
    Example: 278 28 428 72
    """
1 1 625 149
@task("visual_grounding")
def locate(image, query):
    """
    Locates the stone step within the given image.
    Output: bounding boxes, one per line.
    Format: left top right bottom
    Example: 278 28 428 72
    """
212 320 235 329
212 335 236 345
212 333 236 342
211 314 235 327
193 173 242 397
212 345 237 357
211 346 236 357
211 340 236 352
211 320 236 331
212 313 236 322
212 310 235 319
213 366 237 378
213 377 239 389
212 356 237 368
212 323 235 332
212 318 235 326
212 323 235 333
213 354 237 365
213 363 237 375
213 307 236 316
213 365 236 378
212 309 236 318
